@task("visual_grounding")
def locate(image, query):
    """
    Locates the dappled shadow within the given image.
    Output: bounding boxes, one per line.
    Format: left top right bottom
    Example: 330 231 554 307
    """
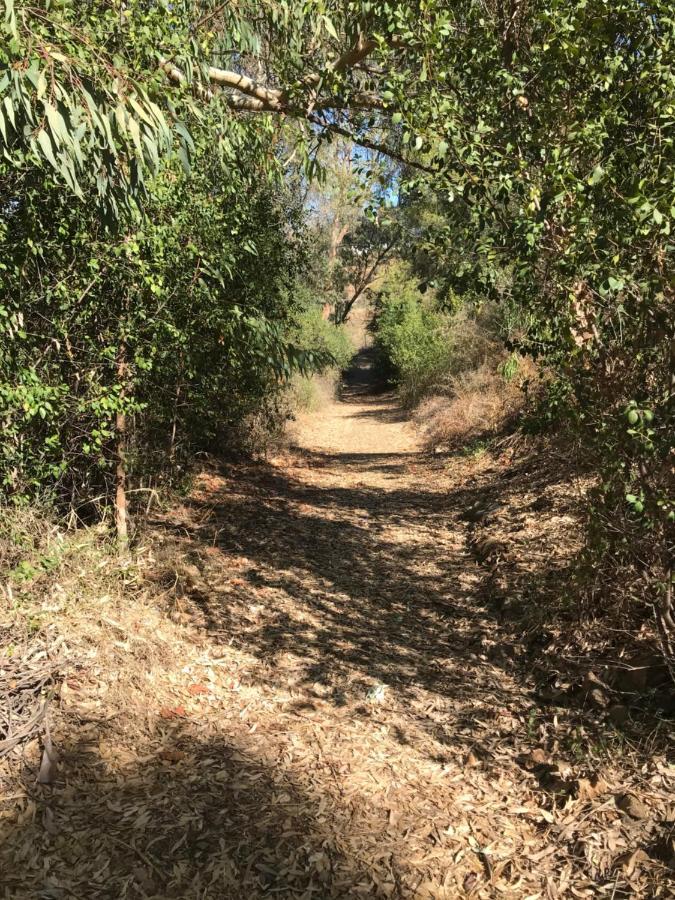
350 400 410 424
339 346 389 401
147 442 575 766
8 393 668 899
291 448 419 475
149 433 673 766
0 725 411 899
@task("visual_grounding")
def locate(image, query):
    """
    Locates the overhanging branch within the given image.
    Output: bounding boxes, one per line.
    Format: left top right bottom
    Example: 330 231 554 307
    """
160 32 400 116
158 34 431 171
308 115 437 175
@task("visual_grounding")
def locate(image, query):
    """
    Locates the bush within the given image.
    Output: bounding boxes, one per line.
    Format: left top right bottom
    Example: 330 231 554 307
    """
371 262 518 406
291 306 355 374
0 119 319 510
370 262 536 448
286 304 355 413
371 263 454 405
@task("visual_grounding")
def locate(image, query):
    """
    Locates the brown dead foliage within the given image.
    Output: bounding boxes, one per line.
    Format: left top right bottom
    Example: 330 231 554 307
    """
414 358 536 453
1 384 673 898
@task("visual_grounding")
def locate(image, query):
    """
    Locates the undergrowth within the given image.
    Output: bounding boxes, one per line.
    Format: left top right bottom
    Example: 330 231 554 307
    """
370 262 534 450
288 306 355 414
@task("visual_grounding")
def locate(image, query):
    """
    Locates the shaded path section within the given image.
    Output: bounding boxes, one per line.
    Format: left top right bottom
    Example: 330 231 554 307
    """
3 346 670 898
291 344 416 456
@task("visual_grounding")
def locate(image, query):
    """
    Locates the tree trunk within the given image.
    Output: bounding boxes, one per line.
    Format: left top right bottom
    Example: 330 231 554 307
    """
115 340 129 556
168 376 182 466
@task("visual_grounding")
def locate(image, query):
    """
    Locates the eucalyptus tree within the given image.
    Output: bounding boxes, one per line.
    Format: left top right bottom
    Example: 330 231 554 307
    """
1 1 673 642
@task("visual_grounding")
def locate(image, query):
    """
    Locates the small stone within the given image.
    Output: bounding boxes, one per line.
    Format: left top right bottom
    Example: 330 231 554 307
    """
616 793 650 820
588 687 610 709
608 704 629 725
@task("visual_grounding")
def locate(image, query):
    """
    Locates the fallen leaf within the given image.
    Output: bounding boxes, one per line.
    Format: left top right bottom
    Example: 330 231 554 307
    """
37 731 59 785
521 748 549 769
463 872 478 892
575 773 608 801
465 750 480 768
159 748 186 762
159 705 186 720
615 848 649 876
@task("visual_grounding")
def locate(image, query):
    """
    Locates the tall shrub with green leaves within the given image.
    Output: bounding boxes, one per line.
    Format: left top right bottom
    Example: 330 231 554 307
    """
0 105 321 512
371 263 453 406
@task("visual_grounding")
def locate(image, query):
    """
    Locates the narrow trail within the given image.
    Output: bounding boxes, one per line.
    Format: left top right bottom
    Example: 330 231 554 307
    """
291 346 418 458
138 346 567 897
7 346 669 899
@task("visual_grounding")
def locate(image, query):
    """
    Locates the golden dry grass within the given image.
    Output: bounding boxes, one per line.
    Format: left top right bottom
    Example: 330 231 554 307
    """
414 357 536 452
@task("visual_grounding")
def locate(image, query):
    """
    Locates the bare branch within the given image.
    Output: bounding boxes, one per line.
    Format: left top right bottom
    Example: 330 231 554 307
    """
160 30 399 116
308 115 437 176
207 67 283 108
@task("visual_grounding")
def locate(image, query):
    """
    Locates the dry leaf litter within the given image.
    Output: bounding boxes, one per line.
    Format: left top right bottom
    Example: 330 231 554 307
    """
1 356 673 899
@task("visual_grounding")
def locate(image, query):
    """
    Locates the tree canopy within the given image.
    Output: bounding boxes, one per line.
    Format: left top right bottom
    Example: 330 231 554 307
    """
1 0 673 638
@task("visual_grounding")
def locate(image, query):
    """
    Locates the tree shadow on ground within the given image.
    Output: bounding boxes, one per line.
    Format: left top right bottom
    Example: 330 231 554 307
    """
0 723 412 899
148 447 583 756
149 442 673 763
339 346 389 401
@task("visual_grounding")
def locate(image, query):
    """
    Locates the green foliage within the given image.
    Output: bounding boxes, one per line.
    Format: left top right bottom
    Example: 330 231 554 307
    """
371 263 454 406
0 99 321 506
287 289 355 414
292 305 355 374
1 0 178 215
372 263 511 408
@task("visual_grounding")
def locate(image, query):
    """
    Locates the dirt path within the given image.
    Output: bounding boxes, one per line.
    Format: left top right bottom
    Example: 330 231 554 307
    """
291 346 419 458
162 353 559 897
2 348 672 898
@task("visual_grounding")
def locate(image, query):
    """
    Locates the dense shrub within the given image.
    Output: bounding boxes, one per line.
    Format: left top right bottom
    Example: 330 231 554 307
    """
0 118 324 513
371 263 454 405
287 300 355 413
372 262 521 406
291 304 355 374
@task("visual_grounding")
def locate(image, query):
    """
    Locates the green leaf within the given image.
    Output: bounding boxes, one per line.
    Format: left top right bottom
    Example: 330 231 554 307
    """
36 70 47 101
323 16 338 40
45 103 69 147
36 129 58 169
588 164 604 185
178 143 191 174
127 115 142 156
3 96 16 131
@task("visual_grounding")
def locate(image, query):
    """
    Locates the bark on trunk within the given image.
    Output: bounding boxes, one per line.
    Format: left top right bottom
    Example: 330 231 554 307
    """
115 341 129 556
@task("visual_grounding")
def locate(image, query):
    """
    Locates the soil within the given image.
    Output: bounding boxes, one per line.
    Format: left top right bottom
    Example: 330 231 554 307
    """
1 345 673 899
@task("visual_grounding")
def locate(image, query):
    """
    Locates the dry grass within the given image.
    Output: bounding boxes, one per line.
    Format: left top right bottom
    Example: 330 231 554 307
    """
414 357 535 452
